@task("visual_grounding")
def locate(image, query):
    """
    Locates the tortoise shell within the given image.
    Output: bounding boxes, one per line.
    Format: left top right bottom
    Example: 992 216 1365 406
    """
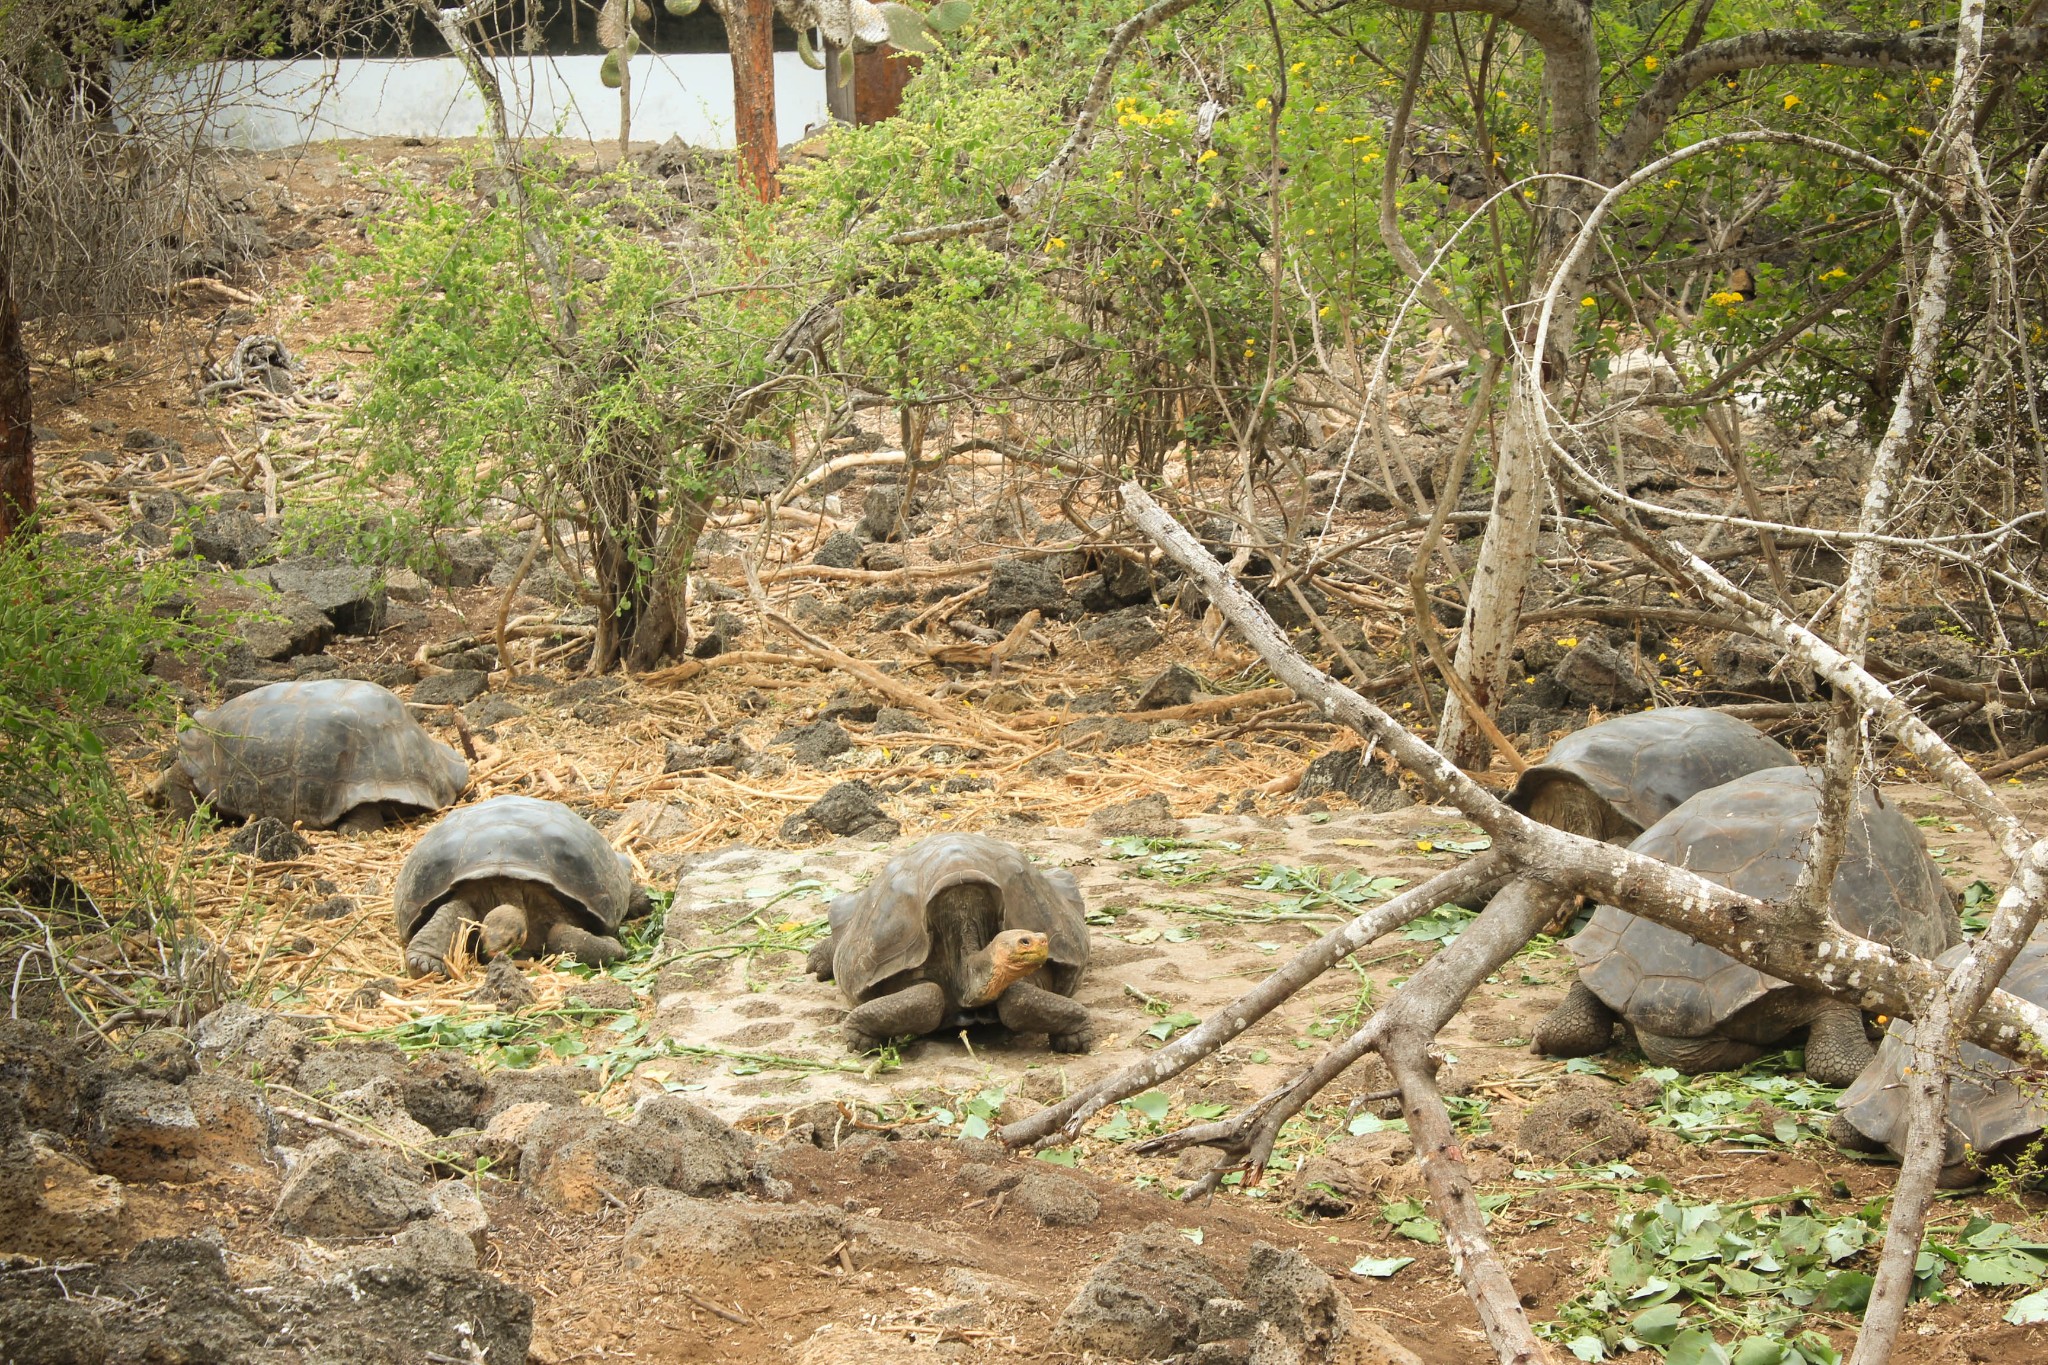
1507 706 1797 839
1569 766 1958 1040
178 679 467 829
827 833 1089 1004
1836 935 2048 1157
393 795 637 946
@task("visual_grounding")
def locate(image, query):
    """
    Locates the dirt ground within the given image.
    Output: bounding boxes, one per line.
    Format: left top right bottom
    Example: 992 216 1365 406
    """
12 138 2048 1365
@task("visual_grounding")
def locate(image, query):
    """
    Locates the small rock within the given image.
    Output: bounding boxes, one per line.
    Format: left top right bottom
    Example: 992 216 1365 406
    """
192 1001 310 1081
817 690 880 724
860 545 906 572
429 534 498 588
1090 792 1181 838
1516 1082 1647 1165
388 1219 478 1272
412 670 488 706
858 487 911 542
981 558 1068 626
427 1178 490 1255
872 706 929 733
479 957 536 1011
86 1073 276 1183
518 1098 753 1214
189 509 277 568
1056 1222 1233 1359
264 558 388 635
776 718 854 768
813 531 863 568
1012 1170 1100 1226
296 1042 405 1097
306 894 358 920
567 978 636 1012
383 568 431 602
399 1053 491 1136
236 592 335 661
955 1161 1022 1197
1078 608 1163 660
1244 1243 1348 1352
1552 636 1652 708
1136 663 1205 711
348 976 399 1009
274 1138 430 1238
782 780 898 844
464 694 526 728
1076 556 1155 613
228 816 312 861
1296 750 1413 812
663 737 749 772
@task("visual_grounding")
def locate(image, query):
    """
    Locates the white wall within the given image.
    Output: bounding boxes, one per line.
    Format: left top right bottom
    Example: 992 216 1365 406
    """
116 54 830 151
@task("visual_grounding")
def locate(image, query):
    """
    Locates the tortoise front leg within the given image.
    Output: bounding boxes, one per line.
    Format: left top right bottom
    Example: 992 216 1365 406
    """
806 934 836 981
335 804 388 835
996 982 1093 1053
405 900 473 977
843 981 946 1052
1802 999 1877 1087
542 921 626 967
1532 979 1620 1059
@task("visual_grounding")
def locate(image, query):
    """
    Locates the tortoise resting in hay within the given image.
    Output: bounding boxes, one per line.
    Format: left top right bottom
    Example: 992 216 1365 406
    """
156 679 467 832
808 833 1093 1052
1532 765 1959 1087
1831 933 2048 1186
1506 706 1797 843
394 795 648 977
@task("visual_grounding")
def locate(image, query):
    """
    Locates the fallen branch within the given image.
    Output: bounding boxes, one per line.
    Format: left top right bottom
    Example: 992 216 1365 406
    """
637 650 830 687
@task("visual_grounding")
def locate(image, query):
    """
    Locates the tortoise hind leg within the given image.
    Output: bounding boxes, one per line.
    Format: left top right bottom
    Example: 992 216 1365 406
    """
1827 1114 1887 1154
996 982 1093 1053
1802 999 1876 1087
807 934 836 981
1532 979 1620 1059
843 981 947 1052
542 921 627 967
405 901 472 977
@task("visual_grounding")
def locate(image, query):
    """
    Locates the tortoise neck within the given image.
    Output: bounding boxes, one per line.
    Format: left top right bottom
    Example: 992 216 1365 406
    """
958 942 1036 1008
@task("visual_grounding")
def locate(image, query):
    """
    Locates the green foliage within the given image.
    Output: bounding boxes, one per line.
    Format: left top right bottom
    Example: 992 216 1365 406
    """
0 534 190 896
1635 1059 1844 1147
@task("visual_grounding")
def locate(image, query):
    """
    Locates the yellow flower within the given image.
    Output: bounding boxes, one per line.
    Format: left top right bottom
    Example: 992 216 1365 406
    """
1557 636 1579 648
1289 61 1305 74
1255 97 1270 111
1580 296 1597 307
1644 56 1659 71
1664 178 1680 188
1517 121 1531 134
1198 148 1218 163
1820 267 1848 282
1242 61 1257 72
1171 207 1183 216
1313 103 1329 114
1909 17 1921 26
1708 290 1746 306
1047 237 1066 250
1305 227 1316 236
1783 93 1801 111
1150 257 1162 268
1930 77 1945 91
1907 125 1929 136
1318 305 1331 317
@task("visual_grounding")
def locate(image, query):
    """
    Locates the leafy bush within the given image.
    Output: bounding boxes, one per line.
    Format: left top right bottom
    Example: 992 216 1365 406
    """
0 534 190 899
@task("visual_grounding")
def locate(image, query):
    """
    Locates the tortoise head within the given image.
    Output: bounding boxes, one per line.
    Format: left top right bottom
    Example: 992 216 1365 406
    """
981 928 1050 999
481 903 529 958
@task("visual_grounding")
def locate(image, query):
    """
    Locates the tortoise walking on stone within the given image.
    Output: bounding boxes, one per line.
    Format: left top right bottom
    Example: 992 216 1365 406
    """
1506 706 1796 843
808 833 1093 1052
1830 934 2048 1186
394 795 647 977
1532 766 1959 1086
156 679 467 832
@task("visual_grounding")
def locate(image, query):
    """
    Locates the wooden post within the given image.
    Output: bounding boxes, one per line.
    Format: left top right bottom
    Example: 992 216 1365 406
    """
0 258 34 543
824 41 918 125
722 0 780 201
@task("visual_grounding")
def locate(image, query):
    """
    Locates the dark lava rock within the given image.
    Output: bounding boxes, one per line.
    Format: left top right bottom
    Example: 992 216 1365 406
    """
464 694 526 728
428 533 499 588
1089 792 1180 838
264 558 388 635
306 894 359 920
478 957 537 1012
1055 1222 1233 1359
858 487 912 542
817 690 880 724
1296 749 1413 812
813 531 863 568
412 670 488 706
228 817 312 861
1013 1171 1100 1226
776 718 854 768
1075 555 1155 613
780 780 899 843
664 737 750 772
1078 608 1162 660
85 1074 276 1183
237 592 336 662
981 558 1068 626
296 1042 406 1097
1552 636 1652 708
1136 663 1204 711
520 1097 754 1214
188 509 277 568
400 1052 492 1136
1516 1082 1647 1166
873 706 929 733
274 1137 430 1238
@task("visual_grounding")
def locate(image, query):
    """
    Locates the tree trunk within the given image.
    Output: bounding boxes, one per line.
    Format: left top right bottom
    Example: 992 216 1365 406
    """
1434 381 1543 768
724 0 780 202
0 259 34 543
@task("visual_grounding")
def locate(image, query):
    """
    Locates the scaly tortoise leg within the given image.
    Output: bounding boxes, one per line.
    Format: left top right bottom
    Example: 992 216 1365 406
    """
1801 999 1877 1087
1637 1031 1766 1075
543 921 626 967
1532 979 1620 1059
405 900 474 977
996 981 1094 1053
806 934 836 981
335 804 388 835
843 981 947 1052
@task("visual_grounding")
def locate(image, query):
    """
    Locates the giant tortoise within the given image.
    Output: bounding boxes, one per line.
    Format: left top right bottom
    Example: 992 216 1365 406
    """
1507 706 1797 842
808 833 1093 1052
394 795 646 977
1532 766 1959 1086
160 679 467 832
1831 933 2048 1186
